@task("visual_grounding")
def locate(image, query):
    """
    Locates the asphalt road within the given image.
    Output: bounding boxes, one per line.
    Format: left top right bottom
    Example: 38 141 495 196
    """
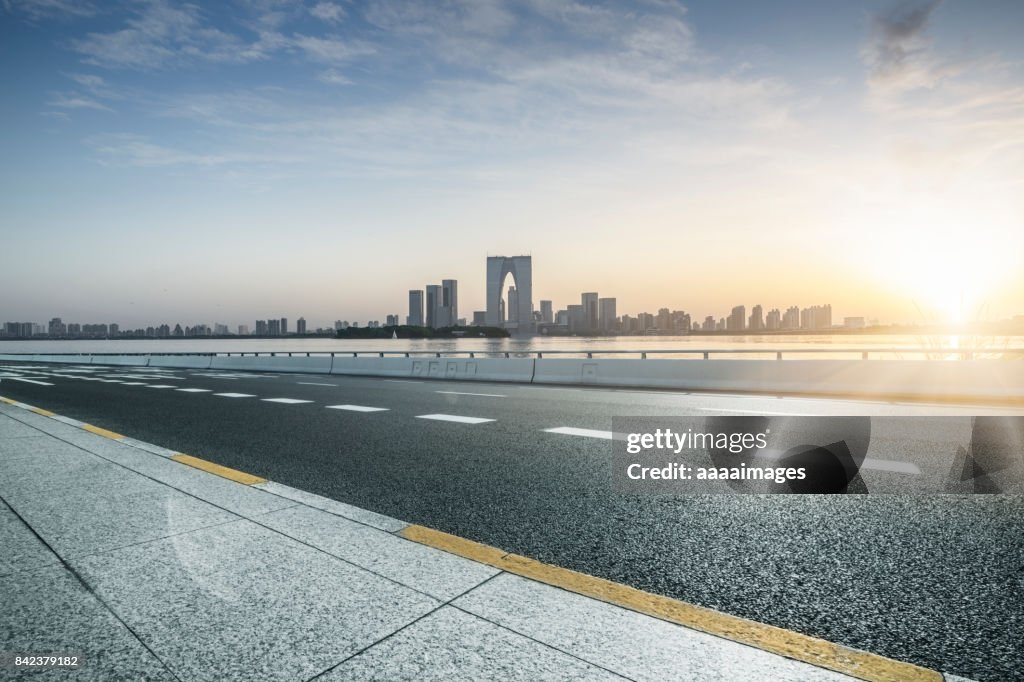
2 360 1023 681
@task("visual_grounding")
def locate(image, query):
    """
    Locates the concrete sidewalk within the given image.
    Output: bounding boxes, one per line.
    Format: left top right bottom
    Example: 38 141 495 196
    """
0 400 952 682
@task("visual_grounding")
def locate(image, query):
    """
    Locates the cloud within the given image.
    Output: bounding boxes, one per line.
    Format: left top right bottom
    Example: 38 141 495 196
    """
2 0 95 20
70 1 277 69
86 133 255 167
317 68 353 85
862 0 946 93
47 93 112 111
292 34 375 63
309 1 345 24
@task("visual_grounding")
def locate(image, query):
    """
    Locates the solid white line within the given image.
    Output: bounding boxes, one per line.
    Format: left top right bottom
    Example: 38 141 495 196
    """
326 404 389 412
544 426 615 440
146 385 176 389
436 391 506 398
261 398 313 404
214 393 257 398
8 378 54 386
861 458 921 474
175 388 212 393
298 382 338 386
416 413 495 424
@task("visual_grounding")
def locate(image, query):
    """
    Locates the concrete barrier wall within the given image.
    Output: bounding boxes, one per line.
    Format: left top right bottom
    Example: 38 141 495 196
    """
91 355 150 367
210 355 333 374
10 353 1024 402
330 357 414 377
532 358 1024 401
149 355 213 369
27 354 93 364
408 357 536 382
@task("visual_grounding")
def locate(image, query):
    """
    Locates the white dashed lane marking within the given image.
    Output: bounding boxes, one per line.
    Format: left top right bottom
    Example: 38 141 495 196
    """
298 382 337 387
6 378 54 386
175 388 212 393
214 393 257 398
119 382 147 386
544 426 615 440
384 379 423 384
436 391 506 398
261 398 313 404
416 414 495 424
146 385 176 389
326 404 389 412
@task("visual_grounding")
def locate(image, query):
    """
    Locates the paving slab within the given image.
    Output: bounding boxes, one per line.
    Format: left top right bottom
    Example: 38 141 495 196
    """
72 520 440 682
0 505 60 576
255 480 407 532
259 504 498 600
322 605 626 681
0 415 43 439
453 572 858 682
0 564 175 681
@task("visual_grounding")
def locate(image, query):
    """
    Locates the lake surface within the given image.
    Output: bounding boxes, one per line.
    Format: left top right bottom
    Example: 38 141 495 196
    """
3 334 1022 359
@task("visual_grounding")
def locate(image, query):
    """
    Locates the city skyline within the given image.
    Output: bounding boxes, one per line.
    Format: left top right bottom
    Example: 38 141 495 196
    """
2 1 1023 326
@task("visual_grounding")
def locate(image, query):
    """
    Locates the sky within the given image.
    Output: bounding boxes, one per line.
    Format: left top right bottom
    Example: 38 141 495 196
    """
1 0 1022 329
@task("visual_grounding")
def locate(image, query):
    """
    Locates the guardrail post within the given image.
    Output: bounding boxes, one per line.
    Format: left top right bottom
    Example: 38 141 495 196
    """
641 352 646 359
504 352 509 359
537 352 543 359
703 352 709 360
777 352 783 360
470 352 475 358
379 352 384 358
862 352 868 360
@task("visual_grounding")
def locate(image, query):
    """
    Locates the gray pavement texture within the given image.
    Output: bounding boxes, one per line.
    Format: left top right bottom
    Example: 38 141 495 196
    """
0 406 869 681
2 360 1019 680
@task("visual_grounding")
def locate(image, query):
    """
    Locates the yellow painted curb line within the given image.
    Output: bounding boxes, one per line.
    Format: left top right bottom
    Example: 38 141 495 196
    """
171 454 267 486
399 525 940 682
0 397 17 404
30 407 56 417
83 423 124 440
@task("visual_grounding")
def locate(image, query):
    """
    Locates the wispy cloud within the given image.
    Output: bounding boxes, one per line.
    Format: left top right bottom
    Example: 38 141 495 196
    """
861 0 947 93
309 1 345 24
47 93 113 111
3 0 96 20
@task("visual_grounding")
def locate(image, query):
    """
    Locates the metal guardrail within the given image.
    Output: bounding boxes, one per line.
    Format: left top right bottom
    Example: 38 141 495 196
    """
4 348 1023 360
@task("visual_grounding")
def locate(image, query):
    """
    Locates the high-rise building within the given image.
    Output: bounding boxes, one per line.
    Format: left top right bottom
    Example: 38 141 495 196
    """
408 290 424 326
727 306 746 332
539 300 553 324
425 284 441 328
472 311 486 326
749 305 764 331
238 325 249 336
280 318 288 335
441 279 458 328
567 304 585 334
581 292 599 333
486 256 533 335
599 298 617 333
782 306 800 330
48 318 65 337
256 320 268 335
386 314 399 326
297 317 307 334
268 319 280 336
507 287 519 323
657 307 671 331
766 309 781 330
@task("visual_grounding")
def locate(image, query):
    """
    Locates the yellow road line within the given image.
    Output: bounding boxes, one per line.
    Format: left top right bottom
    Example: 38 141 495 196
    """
171 454 267 485
399 525 939 682
30 407 56 416
82 424 124 440
0 396 17 404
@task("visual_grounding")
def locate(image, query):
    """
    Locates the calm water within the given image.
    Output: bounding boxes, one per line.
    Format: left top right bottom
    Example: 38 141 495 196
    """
4 334 1023 359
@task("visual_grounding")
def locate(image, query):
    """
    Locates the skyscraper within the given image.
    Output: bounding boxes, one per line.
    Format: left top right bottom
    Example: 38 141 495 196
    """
599 298 617 333
280 317 288 335
727 306 745 332
297 317 306 334
581 292 599 333
749 305 764 331
441 279 458 328
539 300 553 324
408 290 424 326
425 284 441 328
507 286 518 322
